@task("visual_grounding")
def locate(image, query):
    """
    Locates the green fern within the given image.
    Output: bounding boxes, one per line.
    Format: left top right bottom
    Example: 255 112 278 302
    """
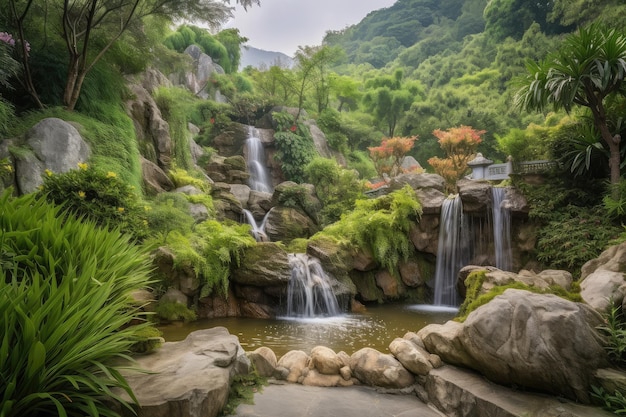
315 185 422 272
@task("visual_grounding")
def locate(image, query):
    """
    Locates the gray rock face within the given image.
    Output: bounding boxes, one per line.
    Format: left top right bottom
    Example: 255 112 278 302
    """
457 178 492 213
580 242 626 313
120 327 250 417
141 156 174 195
420 289 608 403
16 118 90 193
264 206 318 242
388 172 445 192
126 81 172 168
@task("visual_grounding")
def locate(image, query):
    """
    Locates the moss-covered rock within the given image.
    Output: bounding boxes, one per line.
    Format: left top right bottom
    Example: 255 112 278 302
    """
231 242 291 286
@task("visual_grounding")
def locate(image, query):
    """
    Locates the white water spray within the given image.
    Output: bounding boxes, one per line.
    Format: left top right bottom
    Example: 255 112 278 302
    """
286 253 341 318
245 126 273 193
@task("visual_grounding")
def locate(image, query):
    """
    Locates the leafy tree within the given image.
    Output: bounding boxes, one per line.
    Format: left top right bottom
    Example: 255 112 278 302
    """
293 45 343 118
368 136 418 178
328 73 361 112
514 24 626 192
3 0 260 110
362 69 423 137
428 125 484 192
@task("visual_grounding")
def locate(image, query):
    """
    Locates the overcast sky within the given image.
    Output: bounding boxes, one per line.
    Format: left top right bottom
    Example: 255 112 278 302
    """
224 0 397 56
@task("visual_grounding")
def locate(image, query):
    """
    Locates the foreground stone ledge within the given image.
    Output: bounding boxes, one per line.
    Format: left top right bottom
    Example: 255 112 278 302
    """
118 327 250 417
422 365 614 417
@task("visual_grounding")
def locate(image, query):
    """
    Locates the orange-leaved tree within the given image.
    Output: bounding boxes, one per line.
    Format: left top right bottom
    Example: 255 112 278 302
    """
368 136 418 181
428 126 484 192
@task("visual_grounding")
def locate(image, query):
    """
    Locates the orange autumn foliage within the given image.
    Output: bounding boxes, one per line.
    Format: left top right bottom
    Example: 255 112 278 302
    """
428 126 485 192
368 136 418 178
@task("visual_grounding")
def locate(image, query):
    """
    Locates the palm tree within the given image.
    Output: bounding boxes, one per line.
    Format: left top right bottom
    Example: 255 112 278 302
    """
515 24 626 191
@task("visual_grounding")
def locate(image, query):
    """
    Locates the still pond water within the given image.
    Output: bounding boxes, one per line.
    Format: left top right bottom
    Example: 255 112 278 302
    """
158 304 457 357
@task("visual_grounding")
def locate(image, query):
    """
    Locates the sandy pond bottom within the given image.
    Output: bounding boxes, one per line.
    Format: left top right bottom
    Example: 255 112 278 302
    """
158 304 457 357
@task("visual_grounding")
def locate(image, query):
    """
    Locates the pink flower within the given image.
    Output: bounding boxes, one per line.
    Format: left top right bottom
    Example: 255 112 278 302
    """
290 125 297 132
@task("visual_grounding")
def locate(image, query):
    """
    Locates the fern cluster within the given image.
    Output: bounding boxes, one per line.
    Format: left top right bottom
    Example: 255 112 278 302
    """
166 220 256 297
272 111 317 183
315 185 422 272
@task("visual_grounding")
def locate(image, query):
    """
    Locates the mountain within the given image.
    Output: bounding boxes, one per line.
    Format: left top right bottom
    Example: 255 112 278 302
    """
239 46 294 70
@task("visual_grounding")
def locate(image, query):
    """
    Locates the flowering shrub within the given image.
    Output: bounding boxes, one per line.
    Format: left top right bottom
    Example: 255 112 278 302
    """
428 125 485 192
368 136 418 178
40 163 148 240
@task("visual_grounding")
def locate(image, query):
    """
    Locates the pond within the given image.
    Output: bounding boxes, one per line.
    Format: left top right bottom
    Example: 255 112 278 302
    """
158 304 457 357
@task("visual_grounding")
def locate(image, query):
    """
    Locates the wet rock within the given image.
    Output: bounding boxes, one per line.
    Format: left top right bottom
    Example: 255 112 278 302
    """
231 243 291 287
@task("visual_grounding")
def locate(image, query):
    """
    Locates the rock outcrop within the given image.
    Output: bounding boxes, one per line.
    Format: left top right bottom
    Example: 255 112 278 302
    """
12 118 90 194
419 289 609 403
581 241 626 313
119 327 250 417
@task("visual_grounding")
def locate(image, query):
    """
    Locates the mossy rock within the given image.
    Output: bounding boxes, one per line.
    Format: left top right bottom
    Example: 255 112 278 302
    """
231 242 291 287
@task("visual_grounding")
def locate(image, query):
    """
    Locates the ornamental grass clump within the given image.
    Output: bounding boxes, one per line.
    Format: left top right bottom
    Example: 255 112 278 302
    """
0 190 153 417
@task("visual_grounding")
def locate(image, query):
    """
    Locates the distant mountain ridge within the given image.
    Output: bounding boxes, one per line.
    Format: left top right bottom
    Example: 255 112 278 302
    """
239 46 294 70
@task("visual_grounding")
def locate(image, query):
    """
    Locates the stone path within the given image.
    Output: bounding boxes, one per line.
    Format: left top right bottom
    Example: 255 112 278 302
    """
232 383 443 417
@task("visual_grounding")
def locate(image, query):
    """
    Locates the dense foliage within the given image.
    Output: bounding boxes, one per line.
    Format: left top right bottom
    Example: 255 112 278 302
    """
40 163 148 240
313 185 422 272
0 190 153 417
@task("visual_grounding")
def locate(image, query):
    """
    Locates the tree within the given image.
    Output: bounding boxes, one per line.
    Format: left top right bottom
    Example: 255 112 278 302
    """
428 125 484 192
368 136 417 178
362 69 423 137
292 45 343 118
514 24 626 191
4 0 260 110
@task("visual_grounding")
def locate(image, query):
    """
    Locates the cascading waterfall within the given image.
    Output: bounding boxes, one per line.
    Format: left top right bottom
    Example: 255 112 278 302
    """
492 187 512 271
433 195 469 307
286 253 341 318
245 126 273 193
242 208 270 242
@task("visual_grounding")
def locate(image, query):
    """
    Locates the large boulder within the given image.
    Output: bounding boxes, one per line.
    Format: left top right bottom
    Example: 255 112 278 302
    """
309 346 344 375
248 346 277 378
15 118 91 194
457 179 492 213
389 337 437 376
421 289 609 403
141 156 174 195
277 350 310 383
349 347 415 389
388 172 445 192
119 327 250 417
580 242 626 313
264 206 318 242
230 242 291 287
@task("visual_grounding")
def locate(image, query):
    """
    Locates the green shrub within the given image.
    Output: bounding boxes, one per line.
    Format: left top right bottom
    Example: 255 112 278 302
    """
591 385 626 414
168 166 211 192
166 220 256 297
40 164 148 240
597 303 626 366
129 326 164 354
313 185 422 272
155 301 197 323
304 157 364 226
0 190 153 417
144 193 196 244
272 112 317 183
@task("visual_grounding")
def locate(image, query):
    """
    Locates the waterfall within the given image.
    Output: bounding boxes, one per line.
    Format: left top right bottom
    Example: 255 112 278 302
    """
286 253 341 318
492 187 512 271
433 195 469 307
242 209 270 242
245 126 273 193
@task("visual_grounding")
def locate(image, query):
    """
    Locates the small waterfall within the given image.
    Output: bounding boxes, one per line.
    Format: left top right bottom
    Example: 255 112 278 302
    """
492 187 512 271
433 195 469 307
245 126 273 193
242 209 270 242
286 253 341 318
